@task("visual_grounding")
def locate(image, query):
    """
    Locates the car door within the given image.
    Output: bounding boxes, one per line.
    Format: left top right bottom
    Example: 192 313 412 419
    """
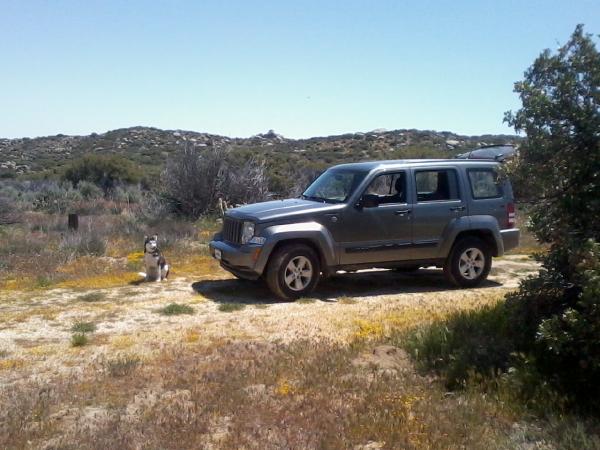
410 167 466 260
337 171 413 265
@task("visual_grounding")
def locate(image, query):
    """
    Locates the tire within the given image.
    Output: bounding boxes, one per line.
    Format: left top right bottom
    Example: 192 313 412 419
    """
443 237 491 288
265 243 321 300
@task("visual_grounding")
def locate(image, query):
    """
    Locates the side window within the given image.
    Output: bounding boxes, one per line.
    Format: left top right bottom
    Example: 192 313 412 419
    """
415 169 459 202
364 172 407 205
468 169 502 199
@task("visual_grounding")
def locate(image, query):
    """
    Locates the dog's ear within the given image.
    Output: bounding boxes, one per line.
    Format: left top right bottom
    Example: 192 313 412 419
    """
152 234 158 241
144 235 148 241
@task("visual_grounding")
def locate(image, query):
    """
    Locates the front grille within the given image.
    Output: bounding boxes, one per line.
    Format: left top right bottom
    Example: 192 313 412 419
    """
222 217 242 244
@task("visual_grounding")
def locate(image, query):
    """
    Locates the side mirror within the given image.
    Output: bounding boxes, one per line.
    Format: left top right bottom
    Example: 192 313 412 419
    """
358 194 379 209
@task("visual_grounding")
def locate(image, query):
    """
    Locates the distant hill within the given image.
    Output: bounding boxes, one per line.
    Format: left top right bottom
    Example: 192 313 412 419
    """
0 126 520 181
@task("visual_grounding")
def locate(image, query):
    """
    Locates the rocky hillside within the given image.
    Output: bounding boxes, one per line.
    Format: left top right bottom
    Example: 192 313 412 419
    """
0 126 520 179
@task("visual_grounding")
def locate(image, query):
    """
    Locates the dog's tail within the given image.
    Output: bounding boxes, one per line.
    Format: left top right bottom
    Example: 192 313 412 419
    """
138 272 147 278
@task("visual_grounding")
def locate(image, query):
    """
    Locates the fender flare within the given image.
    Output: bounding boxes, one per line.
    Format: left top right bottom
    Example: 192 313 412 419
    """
254 222 337 274
437 215 504 258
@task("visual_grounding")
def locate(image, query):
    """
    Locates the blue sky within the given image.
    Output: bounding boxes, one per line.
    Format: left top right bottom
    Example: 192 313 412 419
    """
1 0 598 139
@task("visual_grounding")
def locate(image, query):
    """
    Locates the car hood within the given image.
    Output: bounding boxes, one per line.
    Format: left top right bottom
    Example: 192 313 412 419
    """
226 198 343 222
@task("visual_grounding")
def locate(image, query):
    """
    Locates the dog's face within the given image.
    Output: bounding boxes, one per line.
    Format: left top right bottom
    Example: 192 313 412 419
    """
144 235 159 253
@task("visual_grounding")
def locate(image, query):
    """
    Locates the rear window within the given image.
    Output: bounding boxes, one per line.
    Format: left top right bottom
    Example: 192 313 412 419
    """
468 169 502 199
415 169 460 202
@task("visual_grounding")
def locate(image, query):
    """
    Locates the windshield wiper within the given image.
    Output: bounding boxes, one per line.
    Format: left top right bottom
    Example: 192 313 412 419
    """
301 194 329 203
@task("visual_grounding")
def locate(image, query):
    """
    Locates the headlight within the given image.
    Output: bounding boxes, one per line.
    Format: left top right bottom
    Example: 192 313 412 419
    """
240 221 255 244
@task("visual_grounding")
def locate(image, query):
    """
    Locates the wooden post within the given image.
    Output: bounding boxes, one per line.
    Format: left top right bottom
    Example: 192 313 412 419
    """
68 213 79 231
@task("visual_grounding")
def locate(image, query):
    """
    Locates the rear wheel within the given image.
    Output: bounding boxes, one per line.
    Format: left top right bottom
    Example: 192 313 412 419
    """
265 244 321 300
444 237 491 287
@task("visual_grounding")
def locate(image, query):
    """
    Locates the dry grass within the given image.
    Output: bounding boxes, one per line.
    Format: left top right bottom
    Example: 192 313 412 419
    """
0 211 219 292
111 335 135 350
0 207 594 448
3 335 594 450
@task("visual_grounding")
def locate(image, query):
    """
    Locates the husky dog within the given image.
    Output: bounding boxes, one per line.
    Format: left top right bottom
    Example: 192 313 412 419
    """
143 235 169 281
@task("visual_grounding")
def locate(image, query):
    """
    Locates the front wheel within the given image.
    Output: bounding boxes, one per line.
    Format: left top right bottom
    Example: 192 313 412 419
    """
443 237 491 287
265 244 321 300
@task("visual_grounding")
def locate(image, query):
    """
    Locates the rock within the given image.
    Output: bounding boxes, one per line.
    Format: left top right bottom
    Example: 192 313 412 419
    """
354 441 384 450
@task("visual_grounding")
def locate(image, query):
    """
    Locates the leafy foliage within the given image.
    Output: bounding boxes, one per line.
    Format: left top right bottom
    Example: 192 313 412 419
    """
405 25 600 414
158 303 194 316
63 154 142 192
504 24 600 243
502 25 600 410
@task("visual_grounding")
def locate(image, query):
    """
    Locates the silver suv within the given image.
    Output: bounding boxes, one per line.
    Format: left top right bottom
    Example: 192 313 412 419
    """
210 159 519 300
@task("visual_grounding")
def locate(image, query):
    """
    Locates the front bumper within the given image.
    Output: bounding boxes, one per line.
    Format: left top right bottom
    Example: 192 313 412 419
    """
209 239 263 280
500 228 520 253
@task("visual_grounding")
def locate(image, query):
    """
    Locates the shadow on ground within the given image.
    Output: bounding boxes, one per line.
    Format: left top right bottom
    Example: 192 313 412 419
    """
191 268 503 305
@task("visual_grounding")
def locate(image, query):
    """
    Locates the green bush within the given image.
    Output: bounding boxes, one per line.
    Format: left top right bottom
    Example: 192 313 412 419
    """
33 181 83 214
501 25 600 412
71 321 96 333
71 333 88 347
506 241 600 410
63 154 141 192
158 303 194 315
77 181 103 200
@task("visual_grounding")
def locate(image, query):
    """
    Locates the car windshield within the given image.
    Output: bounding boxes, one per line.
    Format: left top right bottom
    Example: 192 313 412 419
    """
302 169 367 203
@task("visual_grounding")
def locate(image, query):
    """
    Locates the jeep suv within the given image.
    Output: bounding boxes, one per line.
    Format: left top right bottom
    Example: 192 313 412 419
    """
209 159 519 300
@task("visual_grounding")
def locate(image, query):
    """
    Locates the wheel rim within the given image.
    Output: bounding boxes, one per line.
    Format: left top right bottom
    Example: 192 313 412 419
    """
284 256 313 291
458 248 485 280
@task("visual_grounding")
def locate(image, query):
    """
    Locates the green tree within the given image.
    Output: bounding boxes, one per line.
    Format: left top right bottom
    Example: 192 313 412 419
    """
504 25 600 409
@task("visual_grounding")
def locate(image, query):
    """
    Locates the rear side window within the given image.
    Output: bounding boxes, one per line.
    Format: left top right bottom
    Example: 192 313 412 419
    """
415 169 460 202
468 169 503 199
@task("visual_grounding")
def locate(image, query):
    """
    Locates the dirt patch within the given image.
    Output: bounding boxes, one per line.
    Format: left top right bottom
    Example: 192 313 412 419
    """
352 345 413 373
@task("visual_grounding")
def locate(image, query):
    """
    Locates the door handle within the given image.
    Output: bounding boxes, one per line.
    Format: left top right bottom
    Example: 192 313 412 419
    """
450 206 466 212
394 209 411 216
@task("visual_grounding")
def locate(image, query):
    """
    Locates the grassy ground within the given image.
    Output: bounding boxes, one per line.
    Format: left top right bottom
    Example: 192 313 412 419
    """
1 209 598 449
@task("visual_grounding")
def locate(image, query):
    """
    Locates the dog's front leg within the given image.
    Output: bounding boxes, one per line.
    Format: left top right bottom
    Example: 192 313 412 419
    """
156 266 162 282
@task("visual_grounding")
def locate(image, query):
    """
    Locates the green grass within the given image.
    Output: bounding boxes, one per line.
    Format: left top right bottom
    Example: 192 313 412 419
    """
71 322 97 333
77 292 106 302
71 333 88 347
158 303 194 316
218 303 246 312
295 297 317 304
34 276 53 289
399 302 513 389
338 296 357 305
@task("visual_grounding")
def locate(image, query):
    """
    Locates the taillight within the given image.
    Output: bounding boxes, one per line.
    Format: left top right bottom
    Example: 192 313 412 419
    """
507 202 516 228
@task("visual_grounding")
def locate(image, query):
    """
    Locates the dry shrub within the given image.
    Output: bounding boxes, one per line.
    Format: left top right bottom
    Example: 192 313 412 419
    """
162 145 270 218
